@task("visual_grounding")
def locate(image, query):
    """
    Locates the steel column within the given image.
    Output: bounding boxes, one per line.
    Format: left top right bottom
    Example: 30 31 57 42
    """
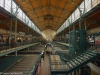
78 7 83 52
15 51 17 56
91 0 93 8
79 12 82 30
84 19 87 30
84 0 86 13
10 19 12 43
68 19 71 48
73 23 75 30
13 0 24 42
28 26 29 34
15 18 17 42
11 0 13 13
4 0 5 8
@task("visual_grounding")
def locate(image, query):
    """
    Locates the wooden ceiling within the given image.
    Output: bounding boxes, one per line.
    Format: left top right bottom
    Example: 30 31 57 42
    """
15 0 82 31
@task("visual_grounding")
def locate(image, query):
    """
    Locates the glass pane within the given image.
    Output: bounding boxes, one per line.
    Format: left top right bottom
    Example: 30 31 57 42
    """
0 0 4 7
5 0 11 12
75 8 79 20
92 0 100 7
25 16 29 24
32 24 35 29
12 1 16 14
72 13 75 23
28 20 31 27
68 16 71 23
85 0 91 12
17 8 22 20
79 1 85 14
22 13 26 23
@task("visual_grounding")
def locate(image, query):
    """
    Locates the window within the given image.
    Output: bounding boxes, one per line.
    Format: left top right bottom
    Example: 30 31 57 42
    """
75 8 80 20
22 13 26 23
28 20 32 27
25 16 29 24
72 13 75 23
32 23 35 29
12 1 17 14
0 0 41 34
79 1 85 14
92 0 100 7
68 16 71 24
5 0 11 12
57 0 100 34
85 0 91 12
0 0 4 7
17 8 22 20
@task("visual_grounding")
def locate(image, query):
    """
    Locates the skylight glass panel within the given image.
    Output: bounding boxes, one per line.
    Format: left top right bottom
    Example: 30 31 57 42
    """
92 0 100 7
5 0 11 12
25 16 29 24
0 0 4 7
72 13 75 23
57 0 100 34
79 1 85 14
28 20 31 27
22 13 26 23
65 20 69 27
12 1 17 15
17 8 22 20
85 0 91 12
75 8 80 20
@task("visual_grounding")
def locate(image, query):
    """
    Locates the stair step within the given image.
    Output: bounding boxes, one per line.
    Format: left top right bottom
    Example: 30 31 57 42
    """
73 59 81 65
86 52 96 56
71 59 79 66
80 54 92 59
69 61 76 67
66 62 71 70
51 50 100 74
77 56 85 62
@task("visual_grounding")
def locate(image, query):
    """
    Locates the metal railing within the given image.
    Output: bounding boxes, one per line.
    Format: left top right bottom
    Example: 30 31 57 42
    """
0 42 40 56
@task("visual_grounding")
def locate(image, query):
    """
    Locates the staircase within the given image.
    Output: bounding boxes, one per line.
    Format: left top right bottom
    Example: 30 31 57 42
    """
50 50 100 74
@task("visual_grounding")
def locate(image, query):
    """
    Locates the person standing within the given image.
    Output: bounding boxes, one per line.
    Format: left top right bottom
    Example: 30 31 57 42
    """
41 52 44 62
